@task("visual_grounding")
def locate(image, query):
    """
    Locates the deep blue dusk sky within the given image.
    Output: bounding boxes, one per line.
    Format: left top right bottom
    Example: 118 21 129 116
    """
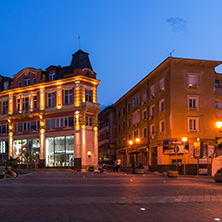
1 1 222 109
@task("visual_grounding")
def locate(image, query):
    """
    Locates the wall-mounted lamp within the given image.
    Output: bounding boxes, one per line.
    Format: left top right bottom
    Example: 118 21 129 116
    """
87 151 92 158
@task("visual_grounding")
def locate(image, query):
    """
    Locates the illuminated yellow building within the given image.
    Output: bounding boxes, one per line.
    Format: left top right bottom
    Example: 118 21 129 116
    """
0 49 100 171
114 57 222 175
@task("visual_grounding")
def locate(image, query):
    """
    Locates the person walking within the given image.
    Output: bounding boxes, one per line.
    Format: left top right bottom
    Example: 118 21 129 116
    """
113 159 117 172
116 158 121 173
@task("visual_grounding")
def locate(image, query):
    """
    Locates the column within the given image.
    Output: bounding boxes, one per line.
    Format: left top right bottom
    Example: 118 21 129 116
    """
74 111 81 170
93 114 99 167
39 114 45 167
74 80 80 106
57 85 62 109
8 94 13 114
40 88 45 110
8 119 14 158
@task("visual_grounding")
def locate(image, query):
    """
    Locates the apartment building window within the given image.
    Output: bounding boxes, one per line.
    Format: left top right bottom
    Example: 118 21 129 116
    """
23 97 29 111
123 121 126 130
188 74 197 87
159 120 165 133
18 81 21 87
128 134 131 140
0 125 8 134
4 82 9 90
215 100 219 108
24 77 30 86
118 110 121 118
118 124 120 132
150 85 155 96
123 107 125 115
85 89 92 102
86 116 93 126
33 95 37 109
134 129 139 138
65 89 73 105
150 124 155 135
134 96 139 107
150 104 155 117
215 79 220 87
128 103 131 112
143 128 147 138
17 98 20 111
159 99 165 112
143 109 147 120
123 137 126 145
33 77 36 84
23 122 30 131
48 92 56 107
2 101 8 114
188 96 198 109
188 117 199 131
159 78 164 91
49 71 56 81
128 118 131 127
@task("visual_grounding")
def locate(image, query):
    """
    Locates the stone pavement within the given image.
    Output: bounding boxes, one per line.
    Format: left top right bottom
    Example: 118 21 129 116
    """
0 171 221 222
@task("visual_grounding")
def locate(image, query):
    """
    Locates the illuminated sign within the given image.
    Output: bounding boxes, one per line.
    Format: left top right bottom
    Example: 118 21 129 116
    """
0 141 6 153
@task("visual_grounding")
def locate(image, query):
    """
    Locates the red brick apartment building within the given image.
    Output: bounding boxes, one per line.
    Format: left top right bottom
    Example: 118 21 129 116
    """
111 57 222 174
0 50 100 171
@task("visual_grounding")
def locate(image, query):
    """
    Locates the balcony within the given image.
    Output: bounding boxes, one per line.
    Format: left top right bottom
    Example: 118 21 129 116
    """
98 125 109 134
82 102 100 110
98 139 109 147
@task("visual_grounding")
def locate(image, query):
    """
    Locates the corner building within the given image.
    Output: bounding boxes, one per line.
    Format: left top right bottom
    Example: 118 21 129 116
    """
114 57 222 174
0 49 100 170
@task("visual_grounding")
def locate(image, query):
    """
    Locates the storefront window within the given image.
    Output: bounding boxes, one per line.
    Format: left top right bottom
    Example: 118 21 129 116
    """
46 136 74 167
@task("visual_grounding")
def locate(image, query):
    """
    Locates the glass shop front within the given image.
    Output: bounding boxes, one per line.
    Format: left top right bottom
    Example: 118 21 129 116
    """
46 136 74 167
0 141 8 165
13 139 40 164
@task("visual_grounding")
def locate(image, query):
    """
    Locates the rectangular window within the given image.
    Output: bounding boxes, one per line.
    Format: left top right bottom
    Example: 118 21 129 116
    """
118 124 120 132
86 116 93 126
24 77 30 86
128 103 131 112
188 74 197 87
118 110 121 118
150 105 155 117
33 77 36 84
60 118 64 127
159 78 164 91
64 118 68 127
69 117 74 126
134 96 138 107
134 130 138 138
143 110 147 120
65 89 73 105
49 71 56 81
159 99 165 112
188 118 199 131
17 98 20 111
143 128 147 138
215 100 219 108
2 101 8 114
48 92 56 107
215 79 220 87
23 97 29 111
4 82 9 90
18 81 21 87
128 118 131 127
150 85 155 96
123 107 125 115
159 120 165 133
33 96 37 109
85 89 92 102
123 121 125 130
150 124 155 135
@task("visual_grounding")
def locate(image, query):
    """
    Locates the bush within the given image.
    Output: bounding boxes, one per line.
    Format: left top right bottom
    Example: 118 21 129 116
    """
136 163 144 169
216 168 222 174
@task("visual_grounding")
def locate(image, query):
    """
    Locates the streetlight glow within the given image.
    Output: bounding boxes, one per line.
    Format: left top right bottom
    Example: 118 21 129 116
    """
182 137 188 142
129 140 133 145
135 138 140 143
216 121 222 129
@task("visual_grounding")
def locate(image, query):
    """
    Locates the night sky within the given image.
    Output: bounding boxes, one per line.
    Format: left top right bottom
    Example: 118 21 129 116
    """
1 0 222 110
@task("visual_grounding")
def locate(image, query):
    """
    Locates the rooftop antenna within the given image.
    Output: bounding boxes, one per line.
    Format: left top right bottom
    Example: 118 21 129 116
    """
78 36 81 49
168 49 175 57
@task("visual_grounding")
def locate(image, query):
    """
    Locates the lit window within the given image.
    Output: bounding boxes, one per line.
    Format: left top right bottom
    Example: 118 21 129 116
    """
2 101 8 114
159 120 165 133
188 74 197 87
48 92 56 107
24 77 30 86
4 82 9 90
85 89 92 102
159 99 165 112
159 78 164 91
65 89 73 105
49 71 56 81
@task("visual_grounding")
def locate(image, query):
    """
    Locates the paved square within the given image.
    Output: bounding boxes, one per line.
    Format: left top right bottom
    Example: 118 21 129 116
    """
0 171 221 221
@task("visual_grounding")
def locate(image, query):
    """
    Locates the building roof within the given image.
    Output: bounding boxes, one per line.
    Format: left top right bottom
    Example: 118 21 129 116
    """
70 49 93 71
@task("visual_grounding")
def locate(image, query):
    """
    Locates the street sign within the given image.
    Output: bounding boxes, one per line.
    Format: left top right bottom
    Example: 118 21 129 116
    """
174 146 179 153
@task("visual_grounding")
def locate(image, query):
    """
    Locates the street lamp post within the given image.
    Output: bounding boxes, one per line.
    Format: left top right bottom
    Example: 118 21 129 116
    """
129 138 140 174
182 137 188 176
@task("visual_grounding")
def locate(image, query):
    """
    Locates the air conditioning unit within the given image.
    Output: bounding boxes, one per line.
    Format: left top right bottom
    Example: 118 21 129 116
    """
150 135 155 139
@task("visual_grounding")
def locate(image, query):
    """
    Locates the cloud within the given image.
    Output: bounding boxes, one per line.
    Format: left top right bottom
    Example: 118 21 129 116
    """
166 17 187 32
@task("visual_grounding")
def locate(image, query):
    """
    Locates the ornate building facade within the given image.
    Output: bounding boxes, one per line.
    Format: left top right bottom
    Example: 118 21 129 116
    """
0 49 100 170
